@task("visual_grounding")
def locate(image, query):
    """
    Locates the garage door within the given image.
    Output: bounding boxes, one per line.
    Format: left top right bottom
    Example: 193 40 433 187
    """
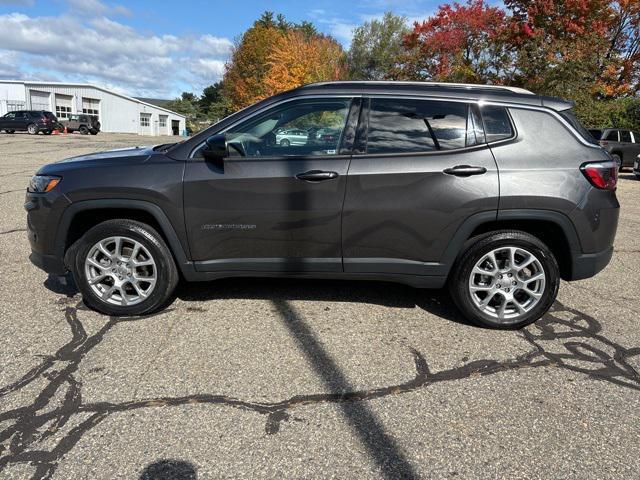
139 113 152 135
55 94 72 120
82 97 100 118
29 90 50 111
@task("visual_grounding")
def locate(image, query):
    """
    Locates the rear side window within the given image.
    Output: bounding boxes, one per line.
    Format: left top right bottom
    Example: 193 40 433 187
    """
604 130 619 141
366 98 482 154
633 132 640 143
481 106 514 142
620 131 632 143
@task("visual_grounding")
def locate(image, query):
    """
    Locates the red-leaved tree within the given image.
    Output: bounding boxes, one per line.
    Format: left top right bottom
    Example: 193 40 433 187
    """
398 0 514 84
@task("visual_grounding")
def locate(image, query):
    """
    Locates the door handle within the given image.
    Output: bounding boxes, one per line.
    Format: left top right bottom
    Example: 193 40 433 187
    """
295 170 339 182
443 165 487 176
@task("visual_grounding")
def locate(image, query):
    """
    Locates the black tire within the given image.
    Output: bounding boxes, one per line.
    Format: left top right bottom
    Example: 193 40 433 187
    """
27 123 38 135
90 130 98 135
79 126 89 135
43 130 52 135
71 219 179 316
280 139 290 147
8 130 14 134
448 230 560 329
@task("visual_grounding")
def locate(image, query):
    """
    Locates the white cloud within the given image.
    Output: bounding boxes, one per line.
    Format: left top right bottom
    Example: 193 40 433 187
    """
0 12 233 97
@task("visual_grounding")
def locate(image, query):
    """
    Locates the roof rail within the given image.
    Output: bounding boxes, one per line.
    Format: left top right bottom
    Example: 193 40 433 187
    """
305 80 535 95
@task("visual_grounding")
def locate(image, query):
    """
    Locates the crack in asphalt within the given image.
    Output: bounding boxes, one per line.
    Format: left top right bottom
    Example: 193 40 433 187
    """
0 300 638 479
0 189 24 196
0 228 26 236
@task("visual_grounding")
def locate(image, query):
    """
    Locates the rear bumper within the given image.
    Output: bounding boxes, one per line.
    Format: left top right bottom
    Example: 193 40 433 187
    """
570 246 613 281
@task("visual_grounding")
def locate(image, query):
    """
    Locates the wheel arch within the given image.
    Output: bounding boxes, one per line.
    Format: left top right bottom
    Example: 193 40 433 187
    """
441 210 581 281
58 200 190 271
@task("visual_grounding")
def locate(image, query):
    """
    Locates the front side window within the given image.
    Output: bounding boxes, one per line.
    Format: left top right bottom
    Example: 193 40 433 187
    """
222 98 351 158
366 98 480 154
620 130 632 143
481 106 514 143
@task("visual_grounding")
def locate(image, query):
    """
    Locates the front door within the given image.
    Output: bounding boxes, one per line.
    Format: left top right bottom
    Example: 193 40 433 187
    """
0 112 16 130
184 97 358 273
342 97 500 276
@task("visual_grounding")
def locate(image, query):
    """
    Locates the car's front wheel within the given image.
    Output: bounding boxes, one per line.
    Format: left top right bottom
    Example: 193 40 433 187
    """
449 230 560 329
79 126 89 135
71 219 179 316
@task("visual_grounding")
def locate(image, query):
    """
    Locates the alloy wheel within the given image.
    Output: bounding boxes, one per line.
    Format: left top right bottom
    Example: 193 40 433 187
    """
84 236 157 306
468 246 546 323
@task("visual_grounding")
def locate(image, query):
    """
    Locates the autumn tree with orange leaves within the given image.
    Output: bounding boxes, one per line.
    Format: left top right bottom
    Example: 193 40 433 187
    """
222 12 347 112
264 31 347 96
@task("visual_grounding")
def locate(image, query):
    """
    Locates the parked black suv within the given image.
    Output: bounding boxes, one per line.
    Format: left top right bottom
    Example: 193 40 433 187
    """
0 110 59 134
25 82 619 328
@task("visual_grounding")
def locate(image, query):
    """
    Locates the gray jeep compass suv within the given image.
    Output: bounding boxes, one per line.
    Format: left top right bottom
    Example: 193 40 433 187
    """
25 82 619 329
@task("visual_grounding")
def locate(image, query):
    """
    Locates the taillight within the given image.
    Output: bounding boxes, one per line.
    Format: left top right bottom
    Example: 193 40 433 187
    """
580 161 617 190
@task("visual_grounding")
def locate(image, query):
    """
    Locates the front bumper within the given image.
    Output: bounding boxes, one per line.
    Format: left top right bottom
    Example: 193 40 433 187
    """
25 190 71 275
570 246 613 281
29 251 66 275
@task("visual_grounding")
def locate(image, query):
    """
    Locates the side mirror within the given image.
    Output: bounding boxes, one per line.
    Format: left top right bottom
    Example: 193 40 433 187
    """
202 134 227 165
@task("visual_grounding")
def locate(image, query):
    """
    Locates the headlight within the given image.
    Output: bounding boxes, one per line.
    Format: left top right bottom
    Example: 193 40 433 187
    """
28 175 61 193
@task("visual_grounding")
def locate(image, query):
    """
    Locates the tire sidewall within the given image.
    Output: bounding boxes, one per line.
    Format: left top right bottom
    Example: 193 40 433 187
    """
72 221 177 316
451 233 560 329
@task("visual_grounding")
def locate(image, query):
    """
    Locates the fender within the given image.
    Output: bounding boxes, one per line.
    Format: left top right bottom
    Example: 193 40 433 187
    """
437 208 582 277
56 199 194 274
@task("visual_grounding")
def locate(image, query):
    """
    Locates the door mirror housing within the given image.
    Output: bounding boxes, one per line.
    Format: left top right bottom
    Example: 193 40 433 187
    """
202 134 227 165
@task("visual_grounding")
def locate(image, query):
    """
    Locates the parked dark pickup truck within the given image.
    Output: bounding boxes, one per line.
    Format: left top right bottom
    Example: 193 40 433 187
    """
59 114 101 135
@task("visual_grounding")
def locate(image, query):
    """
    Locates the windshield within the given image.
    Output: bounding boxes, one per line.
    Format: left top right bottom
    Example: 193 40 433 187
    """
559 109 599 145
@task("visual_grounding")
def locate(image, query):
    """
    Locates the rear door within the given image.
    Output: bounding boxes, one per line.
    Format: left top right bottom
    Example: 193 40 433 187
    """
183 97 359 273
16 112 31 129
342 97 499 276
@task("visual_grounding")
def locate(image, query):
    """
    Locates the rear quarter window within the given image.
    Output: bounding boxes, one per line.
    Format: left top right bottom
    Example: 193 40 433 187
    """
480 106 514 142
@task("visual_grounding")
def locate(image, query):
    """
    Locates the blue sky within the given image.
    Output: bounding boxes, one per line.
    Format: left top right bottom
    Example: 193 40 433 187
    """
0 0 453 97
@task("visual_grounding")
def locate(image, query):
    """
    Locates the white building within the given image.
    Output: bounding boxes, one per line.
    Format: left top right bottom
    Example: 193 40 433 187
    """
0 80 186 136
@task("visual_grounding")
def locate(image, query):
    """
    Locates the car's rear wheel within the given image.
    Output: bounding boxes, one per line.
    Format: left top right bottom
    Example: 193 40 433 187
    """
71 219 178 316
27 123 38 135
449 230 560 329
79 126 89 135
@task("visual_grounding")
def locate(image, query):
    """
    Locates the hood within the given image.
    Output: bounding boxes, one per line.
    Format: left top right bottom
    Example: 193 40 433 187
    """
37 145 157 175
56 145 155 163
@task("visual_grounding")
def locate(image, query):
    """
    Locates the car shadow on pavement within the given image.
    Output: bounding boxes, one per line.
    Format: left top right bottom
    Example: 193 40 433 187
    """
176 277 471 326
44 274 472 327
